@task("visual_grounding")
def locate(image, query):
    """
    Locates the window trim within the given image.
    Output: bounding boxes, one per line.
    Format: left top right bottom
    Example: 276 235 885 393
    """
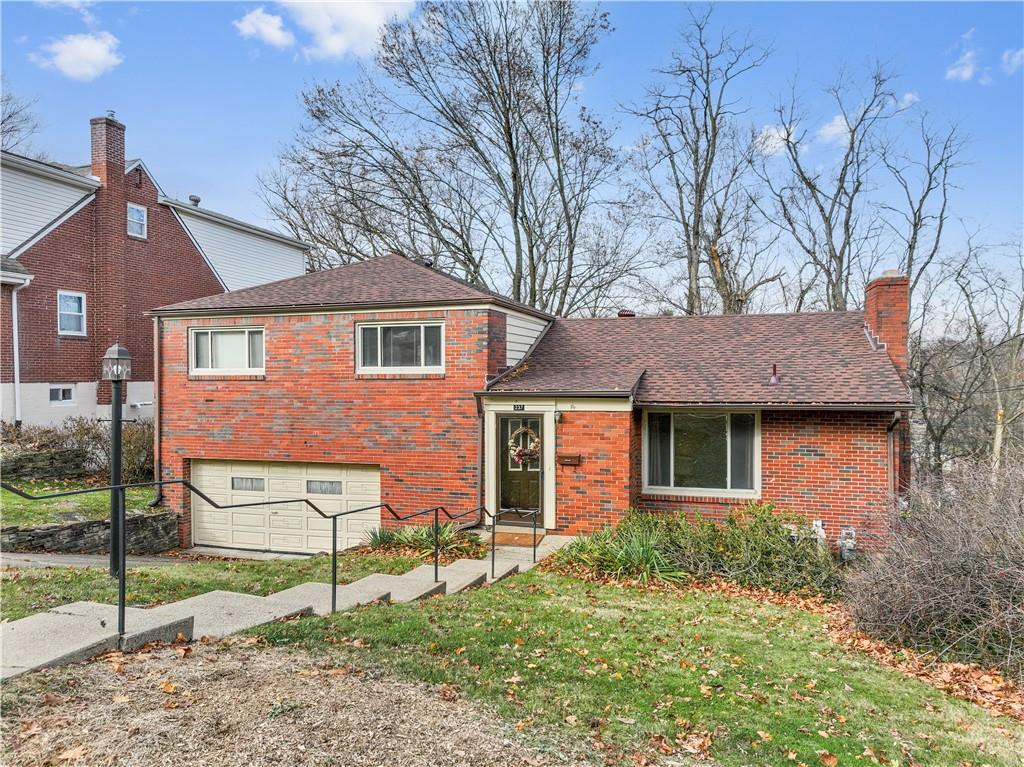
127 202 148 239
641 409 761 499
355 320 445 374
56 290 87 337
189 326 265 376
48 384 76 406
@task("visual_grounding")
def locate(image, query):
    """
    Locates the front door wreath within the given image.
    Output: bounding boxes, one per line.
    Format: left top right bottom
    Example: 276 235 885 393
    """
507 425 541 465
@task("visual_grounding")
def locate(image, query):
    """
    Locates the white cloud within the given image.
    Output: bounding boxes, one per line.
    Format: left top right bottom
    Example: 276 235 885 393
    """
281 1 415 60
30 31 122 81
945 48 978 81
897 92 920 110
35 0 96 26
755 124 791 156
1001 48 1024 75
816 114 850 145
234 7 295 49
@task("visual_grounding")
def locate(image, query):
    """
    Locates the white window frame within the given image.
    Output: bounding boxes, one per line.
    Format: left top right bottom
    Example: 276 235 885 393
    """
48 384 76 406
189 326 265 376
127 202 148 239
56 290 87 337
356 320 445 374
641 409 761 499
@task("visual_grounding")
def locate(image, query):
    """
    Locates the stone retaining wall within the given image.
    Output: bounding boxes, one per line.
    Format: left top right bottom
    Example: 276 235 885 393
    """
0 448 89 480
1 511 178 555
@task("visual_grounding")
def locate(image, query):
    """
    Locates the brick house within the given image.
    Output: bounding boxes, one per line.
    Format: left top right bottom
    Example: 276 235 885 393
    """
151 254 911 552
0 115 308 426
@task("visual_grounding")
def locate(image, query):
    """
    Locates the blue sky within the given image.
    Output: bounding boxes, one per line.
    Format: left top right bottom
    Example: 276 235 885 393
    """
2 1 1022 247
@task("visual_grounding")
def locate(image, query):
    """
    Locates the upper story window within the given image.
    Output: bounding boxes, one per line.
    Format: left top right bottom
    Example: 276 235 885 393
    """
644 410 759 498
357 322 444 374
190 327 265 375
127 203 147 239
57 290 86 336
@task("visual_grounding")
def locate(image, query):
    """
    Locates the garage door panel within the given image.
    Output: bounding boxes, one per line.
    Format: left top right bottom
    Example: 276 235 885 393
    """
191 459 380 553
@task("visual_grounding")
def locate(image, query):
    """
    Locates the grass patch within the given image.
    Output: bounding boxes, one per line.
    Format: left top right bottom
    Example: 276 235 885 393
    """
0 478 157 528
254 571 1024 767
0 553 420 621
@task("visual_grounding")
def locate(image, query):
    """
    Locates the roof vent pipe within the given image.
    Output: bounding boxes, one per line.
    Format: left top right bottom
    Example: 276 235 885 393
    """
188 195 201 206
422 256 434 268
617 308 636 318
768 364 780 386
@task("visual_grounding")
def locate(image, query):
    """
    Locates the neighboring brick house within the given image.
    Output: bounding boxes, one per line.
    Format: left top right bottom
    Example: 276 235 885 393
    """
0 115 308 425
151 254 911 553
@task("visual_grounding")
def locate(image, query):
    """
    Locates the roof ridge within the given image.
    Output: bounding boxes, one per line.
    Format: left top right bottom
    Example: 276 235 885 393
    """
556 309 865 322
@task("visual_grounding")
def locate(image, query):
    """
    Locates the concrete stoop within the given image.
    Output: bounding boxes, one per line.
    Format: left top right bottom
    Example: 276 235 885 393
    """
1 544 572 680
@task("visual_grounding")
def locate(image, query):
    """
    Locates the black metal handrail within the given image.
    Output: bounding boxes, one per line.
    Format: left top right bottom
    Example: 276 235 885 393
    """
1 479 489 630
480 507 541 580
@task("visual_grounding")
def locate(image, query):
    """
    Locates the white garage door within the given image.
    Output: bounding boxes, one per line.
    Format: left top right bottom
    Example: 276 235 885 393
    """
190 460 380 553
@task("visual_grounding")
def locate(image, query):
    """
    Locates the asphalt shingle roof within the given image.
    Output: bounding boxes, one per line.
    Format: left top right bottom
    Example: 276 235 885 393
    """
489 312 911 407
153 253 551 318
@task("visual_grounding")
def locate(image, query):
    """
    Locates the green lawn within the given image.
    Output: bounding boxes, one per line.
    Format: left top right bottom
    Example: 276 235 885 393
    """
0 478 157 527
253 571 1024 767
0 553 419 621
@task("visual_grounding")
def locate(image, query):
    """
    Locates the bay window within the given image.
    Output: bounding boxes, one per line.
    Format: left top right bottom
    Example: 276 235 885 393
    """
644 411 758 496
190 327 264 375
357 322 444 373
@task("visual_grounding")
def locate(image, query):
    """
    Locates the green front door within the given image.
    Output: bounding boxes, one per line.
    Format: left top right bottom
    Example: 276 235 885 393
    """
499 416 541 523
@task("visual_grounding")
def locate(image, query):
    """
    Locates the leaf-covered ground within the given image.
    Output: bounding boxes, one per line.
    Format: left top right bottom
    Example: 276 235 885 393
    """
254 571 1024 767
0 553 419 621
1 478 157 528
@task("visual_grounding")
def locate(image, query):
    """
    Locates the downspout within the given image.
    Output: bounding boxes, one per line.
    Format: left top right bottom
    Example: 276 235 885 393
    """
148 316 163 507
886 412 900 497
10 277 33 425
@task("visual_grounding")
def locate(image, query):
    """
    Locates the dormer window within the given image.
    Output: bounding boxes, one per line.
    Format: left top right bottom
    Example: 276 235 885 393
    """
127 203 147 239
357 322 444 374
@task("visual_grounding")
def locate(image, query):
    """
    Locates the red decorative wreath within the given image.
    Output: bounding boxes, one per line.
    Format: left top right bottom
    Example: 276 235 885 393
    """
508 425 541 465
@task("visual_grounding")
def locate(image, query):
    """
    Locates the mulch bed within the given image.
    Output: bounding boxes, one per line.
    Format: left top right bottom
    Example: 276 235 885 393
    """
1 639 595 767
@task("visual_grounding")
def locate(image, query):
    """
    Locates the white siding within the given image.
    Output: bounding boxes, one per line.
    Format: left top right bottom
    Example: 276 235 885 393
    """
502 310 549 366
174 209 306 291
0 166 92 255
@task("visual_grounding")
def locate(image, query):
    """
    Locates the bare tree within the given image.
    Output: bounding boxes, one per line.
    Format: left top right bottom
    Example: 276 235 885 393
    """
1 76 40 153
630 9 776 315
262 0 641 316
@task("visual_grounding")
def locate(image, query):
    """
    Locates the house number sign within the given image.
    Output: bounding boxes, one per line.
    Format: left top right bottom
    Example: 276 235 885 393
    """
512 404 525 411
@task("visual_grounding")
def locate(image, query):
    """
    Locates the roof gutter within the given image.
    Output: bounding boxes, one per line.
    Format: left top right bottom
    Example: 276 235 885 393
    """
476 389 633 399
149 296 555 322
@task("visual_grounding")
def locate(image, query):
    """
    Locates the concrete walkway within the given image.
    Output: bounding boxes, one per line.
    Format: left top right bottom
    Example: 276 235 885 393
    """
1 546 309 569
1 537 573 681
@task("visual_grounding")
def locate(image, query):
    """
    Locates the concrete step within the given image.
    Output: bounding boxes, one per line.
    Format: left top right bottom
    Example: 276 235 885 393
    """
48 601 194 651
269 582 391 617
148 590 312 638
348 573 445 604
445 557 519 583
408 564 486 594
1 611 119 681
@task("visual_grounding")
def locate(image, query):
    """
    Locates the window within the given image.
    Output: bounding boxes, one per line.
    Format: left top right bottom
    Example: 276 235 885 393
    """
127 203 147 238
48 385 75 405
644 411 758 496
231 477 265 492
190 327 265 374
357 322 444 373
306 480 343 495
57 290 86 336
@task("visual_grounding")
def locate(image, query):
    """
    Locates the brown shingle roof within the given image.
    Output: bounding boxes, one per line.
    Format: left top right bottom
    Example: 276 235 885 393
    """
152 253 552 319
488 312 911 407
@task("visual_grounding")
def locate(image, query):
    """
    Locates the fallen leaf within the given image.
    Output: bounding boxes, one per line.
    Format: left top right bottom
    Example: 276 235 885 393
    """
111 694 130 704
57 745 88 762
819 752 838 767
159 680 177 694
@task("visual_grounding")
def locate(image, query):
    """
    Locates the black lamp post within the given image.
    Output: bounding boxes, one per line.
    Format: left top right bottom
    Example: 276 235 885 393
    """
102 341 131 633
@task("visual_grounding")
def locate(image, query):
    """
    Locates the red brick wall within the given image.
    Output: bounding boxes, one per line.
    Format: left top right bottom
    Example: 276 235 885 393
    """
1 119 223 394
546 407 893 543
157 308 499 546
632 410 892 543
550 409 632 535
1 285 16 382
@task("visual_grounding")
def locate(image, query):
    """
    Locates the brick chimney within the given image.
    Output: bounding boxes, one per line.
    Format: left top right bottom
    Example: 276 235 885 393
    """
91 114 128 403
863 270 909 382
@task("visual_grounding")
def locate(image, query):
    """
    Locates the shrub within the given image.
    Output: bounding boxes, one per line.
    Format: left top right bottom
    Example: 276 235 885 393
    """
1 416 154 483
555 505 841 595
844 457 1024 680
362 522 485 560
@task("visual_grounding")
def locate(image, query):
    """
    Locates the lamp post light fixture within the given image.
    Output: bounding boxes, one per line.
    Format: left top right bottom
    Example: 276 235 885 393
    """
102 342 131 635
